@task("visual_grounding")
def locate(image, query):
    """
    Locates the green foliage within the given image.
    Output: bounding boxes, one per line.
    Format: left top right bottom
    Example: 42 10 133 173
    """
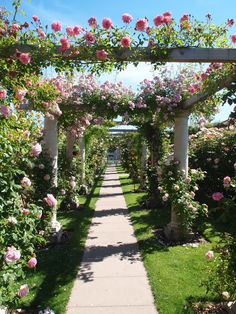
0 112 48 307
189 127 236 206
84 125 110 189
158 160 207 234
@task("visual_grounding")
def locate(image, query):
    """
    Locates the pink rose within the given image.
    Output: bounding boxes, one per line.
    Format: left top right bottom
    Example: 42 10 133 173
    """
19 53 31 65
23 130 30 139
5 246 21 263
88 17 98 28
21 177 31 187
44 194 57 207
136 18 148 32
0 89 7 99
121 36 131 48
1 105 11 117
16 88 27 101
32 15 38 22
17 284 29 298
60 38 70 52
85 32 96 44
223 176 231 187
73 25 82 35
10 23 20 33
39 30 46 38
28 257 37 268
66 26 74 36
232 34 236 44
180 14 189 23
31 143 42 157
206 250 214 259
234 162 236 170
154 15 164 27
22 208 30 215
102 18 113 30
227 19 234 27
164 15 172 24
212 192 223 201
51 21 62 32
96 49 108 60
122 13 133 24
60 189 66 195
163 11 172 17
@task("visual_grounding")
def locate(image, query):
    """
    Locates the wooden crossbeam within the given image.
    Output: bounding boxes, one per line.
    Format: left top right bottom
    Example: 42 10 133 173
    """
3 45 236 63
183 75 235 110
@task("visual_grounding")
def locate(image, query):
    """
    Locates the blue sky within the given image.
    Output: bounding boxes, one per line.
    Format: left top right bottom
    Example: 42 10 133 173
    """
2 0 236 121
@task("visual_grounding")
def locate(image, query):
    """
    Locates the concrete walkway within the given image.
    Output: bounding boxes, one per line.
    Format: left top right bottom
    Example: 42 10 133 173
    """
67 166 157 314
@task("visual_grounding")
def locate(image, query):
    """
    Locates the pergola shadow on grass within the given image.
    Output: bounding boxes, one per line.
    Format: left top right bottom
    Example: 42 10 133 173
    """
118 168 221 313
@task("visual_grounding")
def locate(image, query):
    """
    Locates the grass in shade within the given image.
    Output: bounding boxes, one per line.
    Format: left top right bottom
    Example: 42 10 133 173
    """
19 180 102 314
117 166 217 314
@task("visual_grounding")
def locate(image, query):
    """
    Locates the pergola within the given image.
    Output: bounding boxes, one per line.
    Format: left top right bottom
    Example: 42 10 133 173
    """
5 45 236 239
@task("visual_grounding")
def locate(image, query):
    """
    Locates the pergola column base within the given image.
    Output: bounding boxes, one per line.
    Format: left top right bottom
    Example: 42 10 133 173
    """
164 221 182 242
164 222 194 242
50 220 63 243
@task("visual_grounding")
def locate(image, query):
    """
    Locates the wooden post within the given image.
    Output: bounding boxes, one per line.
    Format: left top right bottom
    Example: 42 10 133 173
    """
164 111 189 241
79 136 86 182
44 116 61 235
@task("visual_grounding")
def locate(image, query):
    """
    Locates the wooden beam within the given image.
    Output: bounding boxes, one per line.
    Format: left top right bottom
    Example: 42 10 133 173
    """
182 75 236 110
3 44 236 63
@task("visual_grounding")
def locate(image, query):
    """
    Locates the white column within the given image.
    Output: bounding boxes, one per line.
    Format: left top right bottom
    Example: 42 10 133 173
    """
44 116 58 187
44 116 61 235
173 112 189 177
79 136 86 182
165 112 189 241
66 130 76 164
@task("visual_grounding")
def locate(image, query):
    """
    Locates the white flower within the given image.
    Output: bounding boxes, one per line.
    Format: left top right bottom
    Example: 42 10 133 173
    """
8 217 18 225
222 291 230 300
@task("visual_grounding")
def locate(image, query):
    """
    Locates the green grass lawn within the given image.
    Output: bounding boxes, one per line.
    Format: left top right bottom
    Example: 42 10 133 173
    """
19 180 102 313
117 166 217 314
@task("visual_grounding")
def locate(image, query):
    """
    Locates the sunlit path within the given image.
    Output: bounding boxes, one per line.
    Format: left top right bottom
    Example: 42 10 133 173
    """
66 165 157 314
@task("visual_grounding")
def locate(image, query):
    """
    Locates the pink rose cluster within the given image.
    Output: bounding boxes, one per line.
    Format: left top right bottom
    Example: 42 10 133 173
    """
154 11 173 27
66 25 82 36
60 38 70 52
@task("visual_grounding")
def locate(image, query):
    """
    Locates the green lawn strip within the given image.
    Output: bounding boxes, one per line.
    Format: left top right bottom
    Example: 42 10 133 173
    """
19 179 102 313
118 170 216 314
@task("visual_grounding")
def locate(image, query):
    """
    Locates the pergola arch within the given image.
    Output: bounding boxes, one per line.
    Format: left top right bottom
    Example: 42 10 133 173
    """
1 7 236 240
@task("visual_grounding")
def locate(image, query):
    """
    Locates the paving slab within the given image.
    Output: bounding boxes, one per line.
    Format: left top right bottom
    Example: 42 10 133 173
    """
66 165 158 314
